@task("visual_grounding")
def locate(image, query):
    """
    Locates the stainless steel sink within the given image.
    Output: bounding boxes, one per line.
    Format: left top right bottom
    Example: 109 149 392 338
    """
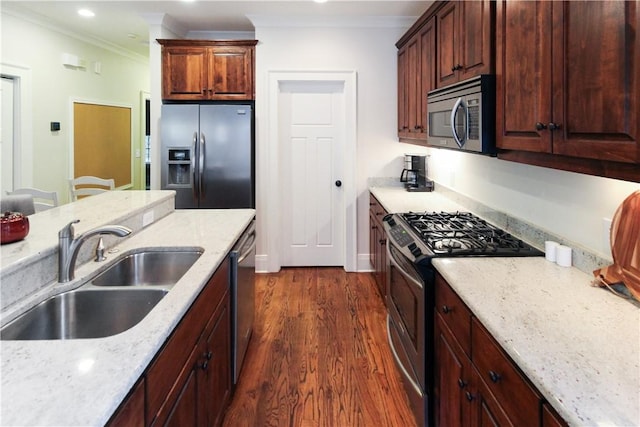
91 249 202 287
1 288 168 340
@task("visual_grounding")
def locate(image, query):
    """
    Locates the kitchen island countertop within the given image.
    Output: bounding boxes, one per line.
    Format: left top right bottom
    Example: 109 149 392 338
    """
370 185 640 426
1 206 255 426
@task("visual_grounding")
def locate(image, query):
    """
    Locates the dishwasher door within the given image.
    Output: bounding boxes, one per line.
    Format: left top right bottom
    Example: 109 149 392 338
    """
230 219 256 386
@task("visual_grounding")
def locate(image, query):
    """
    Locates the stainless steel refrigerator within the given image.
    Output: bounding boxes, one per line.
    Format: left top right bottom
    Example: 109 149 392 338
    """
161 103 254 208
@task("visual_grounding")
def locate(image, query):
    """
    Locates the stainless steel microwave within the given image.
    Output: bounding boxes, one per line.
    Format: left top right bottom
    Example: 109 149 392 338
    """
427 75 496 155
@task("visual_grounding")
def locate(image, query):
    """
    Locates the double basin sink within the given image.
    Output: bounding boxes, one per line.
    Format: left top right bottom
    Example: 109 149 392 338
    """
1 249 203 340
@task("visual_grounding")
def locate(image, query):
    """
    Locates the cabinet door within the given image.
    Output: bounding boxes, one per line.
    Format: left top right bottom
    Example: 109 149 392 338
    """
162 47 208 101
406 35 421 136
209 46 254 100
200 296 231 427
418 18 436 139
552 1 639 163
470 368 515 427
458 0 494 81
437 1 459 88
151 344 202 427
397 43 411 138
495 0 553 153
434 314 472 427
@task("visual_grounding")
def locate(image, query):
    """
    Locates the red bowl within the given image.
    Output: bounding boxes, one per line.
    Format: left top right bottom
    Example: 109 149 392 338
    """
1 211 30 244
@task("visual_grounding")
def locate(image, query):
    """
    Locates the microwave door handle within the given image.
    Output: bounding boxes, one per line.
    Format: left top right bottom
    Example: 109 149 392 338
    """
450 97 466 148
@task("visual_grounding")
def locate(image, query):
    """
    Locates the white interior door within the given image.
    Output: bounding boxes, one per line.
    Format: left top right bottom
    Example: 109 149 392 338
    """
1 76 15 193
280 81 346 266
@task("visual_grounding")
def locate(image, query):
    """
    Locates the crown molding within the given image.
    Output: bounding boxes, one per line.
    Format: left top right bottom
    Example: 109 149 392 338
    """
247 14 417 29
2 5 148 63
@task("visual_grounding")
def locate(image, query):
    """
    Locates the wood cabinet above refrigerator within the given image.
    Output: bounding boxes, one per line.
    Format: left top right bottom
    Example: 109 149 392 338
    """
158 39 257 101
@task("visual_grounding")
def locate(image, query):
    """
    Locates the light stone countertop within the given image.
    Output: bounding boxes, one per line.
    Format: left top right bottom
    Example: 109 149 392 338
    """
370 185 640 426
1 208 255 426
433 257 640 426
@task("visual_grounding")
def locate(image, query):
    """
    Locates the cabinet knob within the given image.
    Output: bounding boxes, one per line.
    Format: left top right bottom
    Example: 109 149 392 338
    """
535 122 547 131
380 239 386 246
201 360 208 370
372 225 378 230
451 64 463 72
457 378 467 389
206 351 213 360
442 305 451 314
548 122 561 131
465 391 475 402
488 370 501 383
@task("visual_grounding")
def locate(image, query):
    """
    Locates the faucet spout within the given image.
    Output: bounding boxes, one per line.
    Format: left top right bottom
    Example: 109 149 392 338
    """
58 220 132 282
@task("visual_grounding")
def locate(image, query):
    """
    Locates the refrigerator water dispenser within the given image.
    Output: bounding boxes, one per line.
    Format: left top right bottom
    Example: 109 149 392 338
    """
167 149 191 186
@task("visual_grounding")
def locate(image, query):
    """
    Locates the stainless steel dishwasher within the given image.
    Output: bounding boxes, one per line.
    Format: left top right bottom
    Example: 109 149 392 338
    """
230 219 256 387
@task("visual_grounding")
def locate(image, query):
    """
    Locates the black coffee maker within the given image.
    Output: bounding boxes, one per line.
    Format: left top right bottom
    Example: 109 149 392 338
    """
400 154 434 192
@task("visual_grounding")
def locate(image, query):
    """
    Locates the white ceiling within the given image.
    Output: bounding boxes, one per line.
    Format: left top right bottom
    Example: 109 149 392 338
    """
2 0 431 58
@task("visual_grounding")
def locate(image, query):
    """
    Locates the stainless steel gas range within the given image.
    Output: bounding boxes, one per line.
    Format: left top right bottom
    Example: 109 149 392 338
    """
382 211 543 427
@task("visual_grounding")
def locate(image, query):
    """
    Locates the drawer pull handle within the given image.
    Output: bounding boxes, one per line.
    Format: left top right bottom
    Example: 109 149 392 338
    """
457 378 467 389
442 305 451 314
488 370 501 383
465 391 475 402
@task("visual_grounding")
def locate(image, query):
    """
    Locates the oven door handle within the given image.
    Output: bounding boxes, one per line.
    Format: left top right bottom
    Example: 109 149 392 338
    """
387 314 423 396
450 97 467 148
386 242 424 291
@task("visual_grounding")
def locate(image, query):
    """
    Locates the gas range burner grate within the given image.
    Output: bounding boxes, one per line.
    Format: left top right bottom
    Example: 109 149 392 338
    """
401 211 540 256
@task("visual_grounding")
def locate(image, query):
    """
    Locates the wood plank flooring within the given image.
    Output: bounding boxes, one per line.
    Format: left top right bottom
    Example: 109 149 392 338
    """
223 267 417 427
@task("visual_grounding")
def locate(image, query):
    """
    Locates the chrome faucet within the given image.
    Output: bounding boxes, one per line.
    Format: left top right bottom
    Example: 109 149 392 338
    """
58 219 132 282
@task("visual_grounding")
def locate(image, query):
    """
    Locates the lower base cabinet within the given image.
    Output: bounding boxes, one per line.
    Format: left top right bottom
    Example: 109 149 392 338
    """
434 272 566 427
107 259 231 427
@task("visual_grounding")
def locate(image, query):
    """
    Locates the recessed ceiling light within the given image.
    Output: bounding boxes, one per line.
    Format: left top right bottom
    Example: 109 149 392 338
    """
78 9 95 18
313 0 328 3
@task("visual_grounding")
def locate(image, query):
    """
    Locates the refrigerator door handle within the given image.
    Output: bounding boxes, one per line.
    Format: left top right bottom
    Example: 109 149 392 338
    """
191 132 198 200
199 132 206 197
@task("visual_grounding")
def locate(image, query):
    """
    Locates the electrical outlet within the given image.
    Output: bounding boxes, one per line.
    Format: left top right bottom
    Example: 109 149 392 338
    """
602 218 612 251
143 210 154 227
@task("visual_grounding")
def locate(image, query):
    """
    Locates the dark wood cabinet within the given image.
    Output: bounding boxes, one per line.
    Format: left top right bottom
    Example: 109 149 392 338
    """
108 380 146 427
496 1 640 180
542 403 569 427
436 0 494 88
158 40 256 101
397 18 436 142
433 273 564 427
147 259 231 427
397 0 492 145
107 259 232 427
369 193 388 299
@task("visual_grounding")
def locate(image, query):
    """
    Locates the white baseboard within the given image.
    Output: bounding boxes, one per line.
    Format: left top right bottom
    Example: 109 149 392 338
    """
254 253 374 273
357 254 374 272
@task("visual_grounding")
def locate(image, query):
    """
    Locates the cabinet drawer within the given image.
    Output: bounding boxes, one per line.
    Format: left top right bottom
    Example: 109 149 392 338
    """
471 317 541 426
435 273 472 356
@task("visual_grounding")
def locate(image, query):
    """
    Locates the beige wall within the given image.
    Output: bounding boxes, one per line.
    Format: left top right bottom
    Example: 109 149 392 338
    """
1 9 150 204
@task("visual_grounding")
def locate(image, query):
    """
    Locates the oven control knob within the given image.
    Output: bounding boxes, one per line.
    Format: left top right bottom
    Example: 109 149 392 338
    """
411 247 423 257
386 217 396 226
408 242 417 250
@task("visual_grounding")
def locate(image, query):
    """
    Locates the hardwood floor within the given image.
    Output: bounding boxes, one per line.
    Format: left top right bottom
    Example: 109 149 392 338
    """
223 267 417 427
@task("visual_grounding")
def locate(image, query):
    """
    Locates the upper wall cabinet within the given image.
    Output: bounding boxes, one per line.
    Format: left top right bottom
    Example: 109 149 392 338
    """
397 1 493 145
436 0 494 88
496 1 640 180
158 40 257 101
397 17 436 142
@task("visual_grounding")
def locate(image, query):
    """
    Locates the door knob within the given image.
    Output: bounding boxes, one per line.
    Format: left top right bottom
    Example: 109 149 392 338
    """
335 180 342 187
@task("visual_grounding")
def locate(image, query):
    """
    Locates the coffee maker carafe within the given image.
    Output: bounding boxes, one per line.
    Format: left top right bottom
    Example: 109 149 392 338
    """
400 154 434 192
